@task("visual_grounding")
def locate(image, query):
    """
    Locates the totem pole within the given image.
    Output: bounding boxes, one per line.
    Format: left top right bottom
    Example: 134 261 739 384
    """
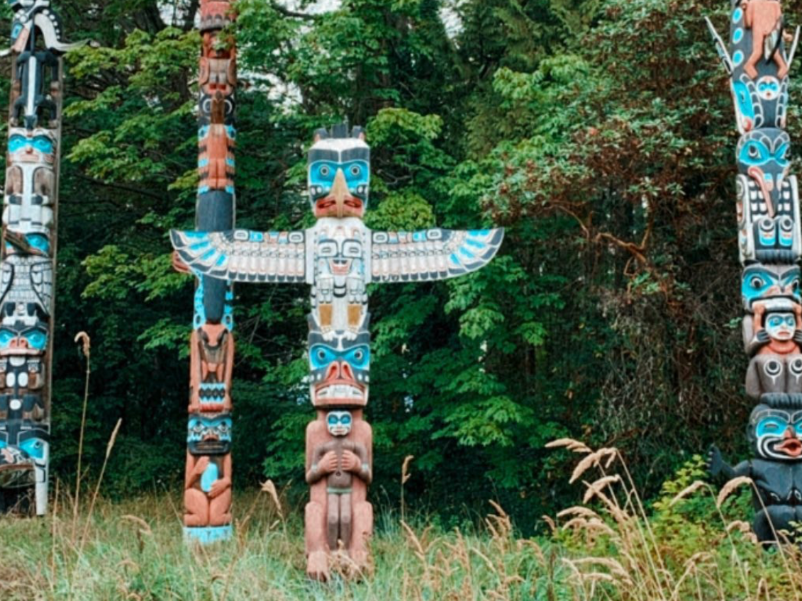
179 0 237 544
171 124 504 578
706 1 802 543
0 1 83 515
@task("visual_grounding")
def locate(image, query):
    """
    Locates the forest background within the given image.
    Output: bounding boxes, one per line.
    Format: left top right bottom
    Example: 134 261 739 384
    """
7 0 762 534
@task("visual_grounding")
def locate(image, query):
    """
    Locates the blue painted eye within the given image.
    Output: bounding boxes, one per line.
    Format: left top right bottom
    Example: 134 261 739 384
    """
758 417 788 436
769 316 783 327
19 439 46 460
783 274 801 297
0 330 15 349
24 329 46 350
32 136 52 153
786 316 796 327
7 135 26 153
344 346 369 369
748 273 768 290
328 414 338 425
740 141 770 165
26 235 49 253
341 414 351 425
310 345 337 369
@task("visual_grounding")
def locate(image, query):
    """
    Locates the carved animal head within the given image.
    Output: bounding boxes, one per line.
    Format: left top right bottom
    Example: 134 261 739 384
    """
187 413 232 455
308 325 370 408
308 124 369 219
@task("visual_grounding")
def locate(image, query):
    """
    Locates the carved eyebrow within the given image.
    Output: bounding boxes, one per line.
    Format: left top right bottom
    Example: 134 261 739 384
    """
340 148 370 162
309 150 340 162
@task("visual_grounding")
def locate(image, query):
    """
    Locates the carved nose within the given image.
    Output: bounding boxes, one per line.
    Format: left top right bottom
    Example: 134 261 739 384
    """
9 338 28 349
331 169 349 216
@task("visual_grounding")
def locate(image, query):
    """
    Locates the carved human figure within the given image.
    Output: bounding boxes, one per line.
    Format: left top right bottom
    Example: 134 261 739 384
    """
746 301 802 402
183 414 232 528
709 402 802 543
743 0 788 79
305 408 372 580
306 411 371 553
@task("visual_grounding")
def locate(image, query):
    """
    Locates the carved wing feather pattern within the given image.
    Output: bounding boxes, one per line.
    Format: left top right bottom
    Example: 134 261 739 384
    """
370 228 504 282
170 229 306 283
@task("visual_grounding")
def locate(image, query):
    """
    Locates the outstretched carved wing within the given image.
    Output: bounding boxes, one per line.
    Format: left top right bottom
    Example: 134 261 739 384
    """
170 229 306 283
370 228 503 282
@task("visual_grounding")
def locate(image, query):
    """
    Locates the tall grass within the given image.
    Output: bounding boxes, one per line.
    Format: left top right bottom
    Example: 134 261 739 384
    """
0 438 799 599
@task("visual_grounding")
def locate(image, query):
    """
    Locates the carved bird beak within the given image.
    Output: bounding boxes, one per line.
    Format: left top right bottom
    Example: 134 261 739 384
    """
330 168 349 218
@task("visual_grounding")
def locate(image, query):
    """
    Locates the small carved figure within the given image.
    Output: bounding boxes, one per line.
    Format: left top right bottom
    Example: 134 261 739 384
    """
743 0 788 79
184 413 232 528
746 300 802 402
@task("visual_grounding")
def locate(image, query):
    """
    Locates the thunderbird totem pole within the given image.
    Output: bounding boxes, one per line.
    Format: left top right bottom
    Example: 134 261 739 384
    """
706 1 802 543
173 0 237 544
0 1 83 515
172 123 503 577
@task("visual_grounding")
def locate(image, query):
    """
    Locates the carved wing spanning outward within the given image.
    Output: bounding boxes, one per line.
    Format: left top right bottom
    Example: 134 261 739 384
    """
170 229 306 283
370 228 504 283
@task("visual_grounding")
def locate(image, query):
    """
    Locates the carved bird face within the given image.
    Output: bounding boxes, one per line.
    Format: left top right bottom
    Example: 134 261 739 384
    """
308 126 369 219
308 328 370 408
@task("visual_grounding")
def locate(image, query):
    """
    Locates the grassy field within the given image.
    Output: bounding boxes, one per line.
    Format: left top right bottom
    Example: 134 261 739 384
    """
2 442 802 600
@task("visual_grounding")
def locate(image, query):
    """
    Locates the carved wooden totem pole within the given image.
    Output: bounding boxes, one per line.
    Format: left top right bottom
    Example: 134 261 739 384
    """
0 1 82 515
707 1 802 543
171 124 504 578
179 0 237 544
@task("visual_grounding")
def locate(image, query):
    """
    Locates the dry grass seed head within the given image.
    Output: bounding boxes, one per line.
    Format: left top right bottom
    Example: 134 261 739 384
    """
260 479 284 519
716 476 753 508
570 448 618 484
558 506 602 520
583 475 622 504
668 480 709 507
545 438 592 454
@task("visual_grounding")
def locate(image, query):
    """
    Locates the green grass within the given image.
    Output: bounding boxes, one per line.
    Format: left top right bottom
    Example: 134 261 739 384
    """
0 488 557 600
4 443 802 600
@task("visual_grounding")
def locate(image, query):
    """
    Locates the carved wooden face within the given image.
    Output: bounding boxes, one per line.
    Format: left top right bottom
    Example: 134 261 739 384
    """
187 413 232 455
742 264 801 310
308 129 370 219
766 311 797 341
326 411 352 437
750 405 802 460
737 129 791 213
308 328 370 407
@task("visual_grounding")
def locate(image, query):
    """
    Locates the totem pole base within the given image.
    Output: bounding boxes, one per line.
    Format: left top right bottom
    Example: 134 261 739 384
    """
183 525 233 545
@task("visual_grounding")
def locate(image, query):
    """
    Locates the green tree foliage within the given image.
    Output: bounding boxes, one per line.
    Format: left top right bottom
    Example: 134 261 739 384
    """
13 0 756 530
